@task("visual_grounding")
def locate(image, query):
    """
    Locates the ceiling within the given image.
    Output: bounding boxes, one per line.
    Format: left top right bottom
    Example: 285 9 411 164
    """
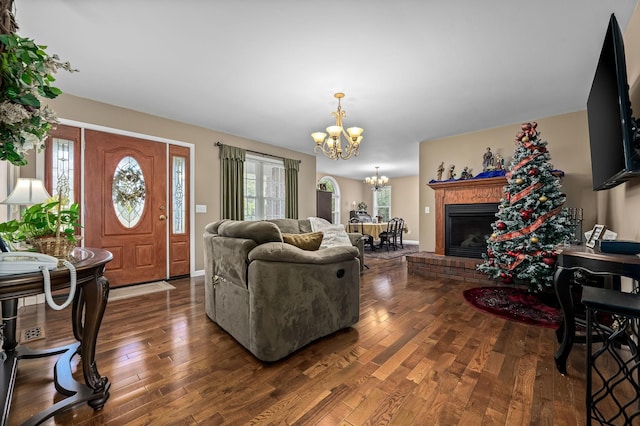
14 0 638 179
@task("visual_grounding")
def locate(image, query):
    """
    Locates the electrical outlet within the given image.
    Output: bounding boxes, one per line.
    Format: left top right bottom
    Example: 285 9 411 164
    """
424 206 430 214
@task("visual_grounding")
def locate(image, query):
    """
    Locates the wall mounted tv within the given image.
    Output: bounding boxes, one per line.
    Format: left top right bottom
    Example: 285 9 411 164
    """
587 13 640 191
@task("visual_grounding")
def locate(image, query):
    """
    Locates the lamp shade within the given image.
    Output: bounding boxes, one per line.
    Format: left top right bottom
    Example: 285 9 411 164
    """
1 178 51 205
311 132 326 144
346 127 363 138
326 126 342 138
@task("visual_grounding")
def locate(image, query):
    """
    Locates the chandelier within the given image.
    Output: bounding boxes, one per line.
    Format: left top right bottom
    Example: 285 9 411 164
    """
365 166 389 191
311 92 363 160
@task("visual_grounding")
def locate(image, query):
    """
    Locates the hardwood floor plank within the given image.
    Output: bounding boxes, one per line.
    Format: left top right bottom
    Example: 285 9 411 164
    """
6 257 592 425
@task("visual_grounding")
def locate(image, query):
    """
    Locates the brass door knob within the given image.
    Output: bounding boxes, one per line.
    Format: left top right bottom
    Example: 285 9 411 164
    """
159 215 167 221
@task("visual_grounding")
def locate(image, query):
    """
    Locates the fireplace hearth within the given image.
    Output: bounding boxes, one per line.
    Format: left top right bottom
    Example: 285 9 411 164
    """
445 203 497 258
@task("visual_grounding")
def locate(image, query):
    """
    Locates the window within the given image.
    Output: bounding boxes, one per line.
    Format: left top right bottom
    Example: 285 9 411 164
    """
112 156 145 228
374 186 391 222
318 176 340 224
51 137 76 204
244 154 285 220
172 155 186 234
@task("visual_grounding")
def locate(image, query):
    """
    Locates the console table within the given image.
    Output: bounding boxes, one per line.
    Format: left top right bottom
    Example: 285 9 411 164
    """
553 244 640 375
0 247 112 425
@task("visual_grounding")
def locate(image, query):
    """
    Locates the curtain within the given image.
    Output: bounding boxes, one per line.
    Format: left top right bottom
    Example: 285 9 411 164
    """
284 158 299 219
220 145 246 220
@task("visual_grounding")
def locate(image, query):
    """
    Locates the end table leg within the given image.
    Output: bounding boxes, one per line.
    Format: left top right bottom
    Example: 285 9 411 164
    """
1 300 18 352
77 273 110 408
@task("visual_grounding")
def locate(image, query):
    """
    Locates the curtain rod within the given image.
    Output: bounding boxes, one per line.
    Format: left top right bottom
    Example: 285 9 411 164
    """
216 142 300 163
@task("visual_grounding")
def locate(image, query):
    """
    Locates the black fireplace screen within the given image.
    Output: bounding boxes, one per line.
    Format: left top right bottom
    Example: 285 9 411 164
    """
445 203 498 258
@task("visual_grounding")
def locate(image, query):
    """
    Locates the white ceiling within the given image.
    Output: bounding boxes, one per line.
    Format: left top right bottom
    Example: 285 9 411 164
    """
14 0 638 179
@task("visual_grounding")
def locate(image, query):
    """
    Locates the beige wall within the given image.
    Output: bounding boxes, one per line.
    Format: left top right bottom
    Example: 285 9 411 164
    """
390 175 419 242
600 4 640 241
44 94 318 272
419 111 595 252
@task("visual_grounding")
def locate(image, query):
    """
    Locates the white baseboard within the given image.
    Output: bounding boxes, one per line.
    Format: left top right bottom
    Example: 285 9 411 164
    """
21 294 45 306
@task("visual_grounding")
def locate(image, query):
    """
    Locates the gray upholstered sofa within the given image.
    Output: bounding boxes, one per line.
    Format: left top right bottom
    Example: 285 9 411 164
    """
203 218 361 362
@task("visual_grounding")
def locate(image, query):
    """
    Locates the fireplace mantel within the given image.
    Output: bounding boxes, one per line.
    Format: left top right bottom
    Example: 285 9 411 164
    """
428 176 507 255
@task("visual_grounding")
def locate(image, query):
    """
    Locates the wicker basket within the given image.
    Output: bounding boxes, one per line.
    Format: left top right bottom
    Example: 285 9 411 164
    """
29 236 81 259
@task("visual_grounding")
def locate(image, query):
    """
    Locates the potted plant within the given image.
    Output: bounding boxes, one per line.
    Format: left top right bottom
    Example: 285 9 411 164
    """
0 199 81 257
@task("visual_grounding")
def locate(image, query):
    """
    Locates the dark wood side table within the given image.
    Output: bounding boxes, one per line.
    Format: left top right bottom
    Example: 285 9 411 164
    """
553 244 640 375
0 247 112 425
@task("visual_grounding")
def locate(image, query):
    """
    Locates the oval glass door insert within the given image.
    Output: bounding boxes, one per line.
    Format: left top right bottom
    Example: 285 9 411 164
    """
112 156 146 228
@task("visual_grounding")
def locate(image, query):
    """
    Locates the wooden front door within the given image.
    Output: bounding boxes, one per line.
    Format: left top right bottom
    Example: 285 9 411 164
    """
84 130 167 286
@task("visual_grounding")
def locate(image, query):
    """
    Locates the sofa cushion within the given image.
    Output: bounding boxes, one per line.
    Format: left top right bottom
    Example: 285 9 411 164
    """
267 218 302 234
297 219 313 233
282 231 324 251
249 242 359 264
218 220 283 244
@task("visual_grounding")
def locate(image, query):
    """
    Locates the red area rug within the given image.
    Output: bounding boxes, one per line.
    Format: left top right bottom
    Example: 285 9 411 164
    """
463 286 562 329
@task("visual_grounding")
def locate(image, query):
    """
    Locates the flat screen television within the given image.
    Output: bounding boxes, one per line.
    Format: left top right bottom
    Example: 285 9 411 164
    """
587 13 640 191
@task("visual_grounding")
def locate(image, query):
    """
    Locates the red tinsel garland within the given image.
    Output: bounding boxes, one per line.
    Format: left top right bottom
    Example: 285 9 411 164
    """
491 206 563 242
508 182 543 205
499 250 544 271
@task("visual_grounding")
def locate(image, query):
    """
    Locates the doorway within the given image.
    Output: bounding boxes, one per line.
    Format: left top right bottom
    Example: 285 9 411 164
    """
46 125 192 287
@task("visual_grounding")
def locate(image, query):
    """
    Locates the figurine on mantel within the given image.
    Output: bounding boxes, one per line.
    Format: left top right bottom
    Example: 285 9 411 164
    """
482 147 494 171
495 153 504 170
436 162 445 181
460 167 473 179
447 164 456 180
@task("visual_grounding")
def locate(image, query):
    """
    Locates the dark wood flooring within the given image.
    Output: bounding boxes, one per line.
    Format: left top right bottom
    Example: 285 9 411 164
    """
8 256 589 425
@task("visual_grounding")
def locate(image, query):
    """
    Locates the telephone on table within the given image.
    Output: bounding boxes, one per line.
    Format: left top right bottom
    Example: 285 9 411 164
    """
0 252 77 310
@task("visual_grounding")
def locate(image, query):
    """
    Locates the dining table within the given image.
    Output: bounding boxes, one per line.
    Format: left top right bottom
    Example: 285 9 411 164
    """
346 222 389 240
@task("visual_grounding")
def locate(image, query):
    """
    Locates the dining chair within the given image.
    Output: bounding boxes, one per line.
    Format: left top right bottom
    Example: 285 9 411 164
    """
349 217 375 252
378 218 399 251
393 217 405 249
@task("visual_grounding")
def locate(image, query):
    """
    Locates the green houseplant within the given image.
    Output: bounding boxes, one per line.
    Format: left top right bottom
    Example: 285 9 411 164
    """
0 199 81 256
0 33 76 165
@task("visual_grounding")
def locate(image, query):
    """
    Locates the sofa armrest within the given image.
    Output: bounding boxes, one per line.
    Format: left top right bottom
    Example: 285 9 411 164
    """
249 242 358 264
347 232 362 246
347 232 365 271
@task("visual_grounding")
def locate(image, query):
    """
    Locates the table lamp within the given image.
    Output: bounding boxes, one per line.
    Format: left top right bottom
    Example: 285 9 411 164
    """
0 178 51 251
1 178 52 206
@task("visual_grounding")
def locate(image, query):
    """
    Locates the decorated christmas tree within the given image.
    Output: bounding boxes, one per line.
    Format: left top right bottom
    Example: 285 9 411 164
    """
477 122 572 292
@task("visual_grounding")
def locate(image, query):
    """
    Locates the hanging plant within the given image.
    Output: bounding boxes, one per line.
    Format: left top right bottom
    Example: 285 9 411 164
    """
0 32 77 165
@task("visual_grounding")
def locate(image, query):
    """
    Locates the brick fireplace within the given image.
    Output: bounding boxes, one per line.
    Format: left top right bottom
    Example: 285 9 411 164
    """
407 176 507 283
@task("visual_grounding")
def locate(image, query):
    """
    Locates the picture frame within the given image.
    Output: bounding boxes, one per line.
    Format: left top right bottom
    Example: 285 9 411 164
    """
586 224 607 248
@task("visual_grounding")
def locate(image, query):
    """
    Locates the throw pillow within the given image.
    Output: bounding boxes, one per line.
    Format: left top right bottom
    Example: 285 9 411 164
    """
282 232 324 251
